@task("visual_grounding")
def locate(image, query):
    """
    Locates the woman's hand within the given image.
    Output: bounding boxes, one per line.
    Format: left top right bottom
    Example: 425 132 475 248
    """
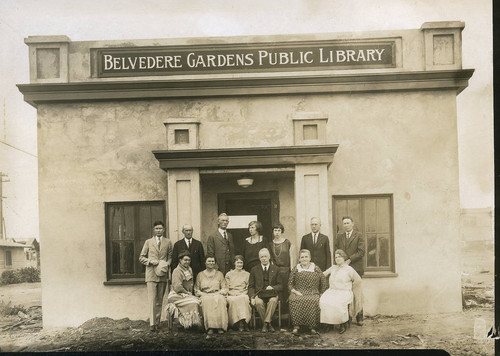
292 289 303 296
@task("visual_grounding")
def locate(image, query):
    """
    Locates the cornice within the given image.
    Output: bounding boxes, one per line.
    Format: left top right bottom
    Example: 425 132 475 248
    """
17 69 474 108
152 145 339 170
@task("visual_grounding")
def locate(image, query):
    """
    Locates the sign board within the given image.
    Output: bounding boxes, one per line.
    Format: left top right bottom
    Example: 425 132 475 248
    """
96 40 395 77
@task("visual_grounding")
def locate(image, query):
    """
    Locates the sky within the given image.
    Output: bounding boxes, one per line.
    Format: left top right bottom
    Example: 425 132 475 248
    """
0 0 493 238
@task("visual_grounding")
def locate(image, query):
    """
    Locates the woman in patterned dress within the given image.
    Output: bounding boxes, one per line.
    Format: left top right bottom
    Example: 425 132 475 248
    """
225 255 252 331
288 249 327 334
320 249 362 334
166 250 203 330
268 222 292 307
195 256 228 335
242 221 266 273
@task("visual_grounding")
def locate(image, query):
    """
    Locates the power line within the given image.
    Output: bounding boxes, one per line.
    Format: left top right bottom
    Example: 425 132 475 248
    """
0 140 37 158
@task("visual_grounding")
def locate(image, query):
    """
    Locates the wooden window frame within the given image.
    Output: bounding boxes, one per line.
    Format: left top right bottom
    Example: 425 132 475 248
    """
332 194 396 274
104 200 166 283
5 250 12 267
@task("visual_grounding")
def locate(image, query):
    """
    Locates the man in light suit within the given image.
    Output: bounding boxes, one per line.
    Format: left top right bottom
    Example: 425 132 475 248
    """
335 216 365 325
171 224 205 283
206 213 235 276
248 248 283 332
300 217 331 271
139 220 173 331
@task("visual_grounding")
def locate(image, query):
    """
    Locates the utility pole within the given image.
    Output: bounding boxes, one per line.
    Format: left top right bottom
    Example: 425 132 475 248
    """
0 172 9 240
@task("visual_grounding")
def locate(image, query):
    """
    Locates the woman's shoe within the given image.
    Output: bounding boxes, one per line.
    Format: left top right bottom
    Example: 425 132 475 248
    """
238 321 245 332
339 324 346 334
207 329 214 335
292 327 299 334
310 328 317 334
218 329 224 334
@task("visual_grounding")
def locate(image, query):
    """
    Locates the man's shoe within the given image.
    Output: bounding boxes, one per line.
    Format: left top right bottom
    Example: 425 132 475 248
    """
356 318 364 326
150 325 157 332
261 323 268 333
268 324 275 332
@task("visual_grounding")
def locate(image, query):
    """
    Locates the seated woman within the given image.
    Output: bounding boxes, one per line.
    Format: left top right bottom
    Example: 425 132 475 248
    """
195 256 229 335
166 250 203 330
242 221 267 273
225 255 252 331
288 249 327 334
319 249 362 334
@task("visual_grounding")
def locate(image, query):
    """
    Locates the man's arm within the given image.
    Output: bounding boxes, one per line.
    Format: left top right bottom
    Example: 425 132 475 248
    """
165 240 173 266
270 269 283 292
198 241 205 265
248 270 256 298
349 234 365 263
325 236 332 268
171 242 179 270
206 235 215 258
139 240 157 266
300 235 306 250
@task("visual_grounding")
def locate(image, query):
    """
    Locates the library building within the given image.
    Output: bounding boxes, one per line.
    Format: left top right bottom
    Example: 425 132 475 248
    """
18 21 473 327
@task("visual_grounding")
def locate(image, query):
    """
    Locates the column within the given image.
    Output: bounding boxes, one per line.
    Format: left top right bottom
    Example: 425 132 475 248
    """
294 164 330 261
167 168 201 242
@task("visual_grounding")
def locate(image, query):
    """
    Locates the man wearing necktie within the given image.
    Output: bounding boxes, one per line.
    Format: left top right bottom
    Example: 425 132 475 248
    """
248 248 283 332
300 217 331 271
139 221 173 331
207 213 235 276
334 216 365 325
171 224 205 283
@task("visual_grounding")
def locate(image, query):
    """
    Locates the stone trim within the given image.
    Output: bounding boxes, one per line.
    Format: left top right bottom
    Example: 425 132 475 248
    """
152 145 338 170
17 69 473 108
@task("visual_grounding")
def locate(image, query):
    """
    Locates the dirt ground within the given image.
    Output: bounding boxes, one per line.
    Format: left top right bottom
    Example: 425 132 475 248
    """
0 244 494 354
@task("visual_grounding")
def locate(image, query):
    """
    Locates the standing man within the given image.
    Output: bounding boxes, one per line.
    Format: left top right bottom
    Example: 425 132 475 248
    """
171 224 205 283
248 248 283 332
300 217 331 271
335 216 365 325
139 220 173 332
207 213 235 276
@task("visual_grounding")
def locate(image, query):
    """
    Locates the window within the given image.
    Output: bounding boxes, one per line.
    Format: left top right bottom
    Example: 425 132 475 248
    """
174 129 190 144
333 194 395 273
105 201 166 280
5 250 12 266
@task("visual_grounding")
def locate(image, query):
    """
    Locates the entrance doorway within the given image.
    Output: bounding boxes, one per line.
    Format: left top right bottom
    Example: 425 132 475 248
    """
218 191 279 255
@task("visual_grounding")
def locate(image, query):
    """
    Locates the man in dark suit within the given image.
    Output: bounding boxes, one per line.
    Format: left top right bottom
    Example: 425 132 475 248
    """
248 248 283 332
171 224 205 283
139 220 173 331
206 213 235 276
300 217 331 271
335 216 365 325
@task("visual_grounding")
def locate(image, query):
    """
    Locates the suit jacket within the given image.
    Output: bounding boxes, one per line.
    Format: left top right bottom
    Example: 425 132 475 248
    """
206 230 235 276
139 236 173 282
248 263 283 299
171 238 205 281
335 230 365 276
300 232 331 271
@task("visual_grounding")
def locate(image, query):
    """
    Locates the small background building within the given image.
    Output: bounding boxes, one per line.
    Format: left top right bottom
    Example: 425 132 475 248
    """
0 239 27 274
14 237 41 269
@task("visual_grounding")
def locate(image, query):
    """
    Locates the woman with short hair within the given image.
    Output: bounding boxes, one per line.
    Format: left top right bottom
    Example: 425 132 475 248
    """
166 251 202 330
288 249 327 334
195 256 228 335
225 255 252 331
320 249 362 334
242 221 267 273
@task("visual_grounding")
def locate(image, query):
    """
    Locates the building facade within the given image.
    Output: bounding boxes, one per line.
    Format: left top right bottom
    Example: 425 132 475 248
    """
0 240 27 274
18 22 473 328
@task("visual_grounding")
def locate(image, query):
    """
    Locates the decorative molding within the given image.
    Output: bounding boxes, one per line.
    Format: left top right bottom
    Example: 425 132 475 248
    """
17 69 474 108
152 145 339 170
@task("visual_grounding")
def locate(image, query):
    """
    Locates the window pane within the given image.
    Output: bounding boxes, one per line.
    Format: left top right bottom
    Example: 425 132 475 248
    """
346 199 360 229
109 205 135 240
335 199 348 234
378 234 390 267
364 199 377 233
377 198 391 233
6 250 12 266
112 241 135 274
366 234 377 267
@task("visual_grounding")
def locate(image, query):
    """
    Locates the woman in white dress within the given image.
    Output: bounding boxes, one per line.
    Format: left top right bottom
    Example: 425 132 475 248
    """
320 249 362 334
225 255 252 331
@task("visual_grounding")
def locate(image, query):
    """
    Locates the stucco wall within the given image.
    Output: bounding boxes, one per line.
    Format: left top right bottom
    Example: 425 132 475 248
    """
37 88 461 327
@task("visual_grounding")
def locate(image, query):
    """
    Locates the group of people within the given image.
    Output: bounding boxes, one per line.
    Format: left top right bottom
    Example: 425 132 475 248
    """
139 214 365 336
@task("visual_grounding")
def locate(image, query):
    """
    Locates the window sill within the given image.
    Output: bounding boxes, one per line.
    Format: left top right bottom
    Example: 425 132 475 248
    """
103 278 145 286
363 271 398 278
